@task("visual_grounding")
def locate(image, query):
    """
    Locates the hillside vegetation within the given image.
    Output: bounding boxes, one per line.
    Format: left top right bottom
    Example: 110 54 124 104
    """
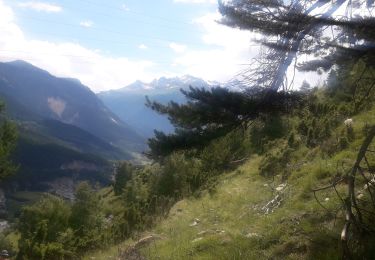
84 97 375 260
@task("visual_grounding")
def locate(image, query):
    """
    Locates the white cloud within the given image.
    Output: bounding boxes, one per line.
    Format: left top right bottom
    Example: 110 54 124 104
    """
138 44 148 50
169 42 187 53
171 12 323 89
173 0 216 4
17 1 62 13
0 1 157 92
171 12 256 83
80 20 93 28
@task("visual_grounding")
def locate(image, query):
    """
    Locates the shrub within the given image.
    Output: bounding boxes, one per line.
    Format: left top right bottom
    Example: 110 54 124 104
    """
259 143 292 179
17 195 74 260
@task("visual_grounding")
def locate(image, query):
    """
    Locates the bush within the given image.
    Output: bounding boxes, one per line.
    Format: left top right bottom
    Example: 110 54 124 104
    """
17 195 75 260
113 162 135 195
338 136 349 150
259 143 292 179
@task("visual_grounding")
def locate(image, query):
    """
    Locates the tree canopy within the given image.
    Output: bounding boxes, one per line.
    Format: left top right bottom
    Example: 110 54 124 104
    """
219 0 375 90
146 0 375 159
146 87 302 159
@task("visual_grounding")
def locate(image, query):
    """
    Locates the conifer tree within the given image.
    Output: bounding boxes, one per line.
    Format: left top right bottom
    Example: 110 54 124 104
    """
147 0 374 158
146 87 302 159
219 0 375 89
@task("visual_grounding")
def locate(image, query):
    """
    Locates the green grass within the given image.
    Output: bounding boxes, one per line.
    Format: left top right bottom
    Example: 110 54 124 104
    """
86 106 375 260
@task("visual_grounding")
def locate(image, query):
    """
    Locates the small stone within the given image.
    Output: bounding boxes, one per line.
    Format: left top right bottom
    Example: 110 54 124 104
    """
245 232 259 238
197 230 208 236
276 183 287 191
192 237 203 243
325 197 330 202
189 221 198 227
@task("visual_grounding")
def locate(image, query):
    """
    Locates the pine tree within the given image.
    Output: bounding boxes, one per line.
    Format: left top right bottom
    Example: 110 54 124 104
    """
146 87 302 159
147 0 375 158
219 0 375 90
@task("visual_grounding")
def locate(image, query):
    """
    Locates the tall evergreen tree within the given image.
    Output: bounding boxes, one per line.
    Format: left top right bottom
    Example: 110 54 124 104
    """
147 0 374 158
219 0 375 90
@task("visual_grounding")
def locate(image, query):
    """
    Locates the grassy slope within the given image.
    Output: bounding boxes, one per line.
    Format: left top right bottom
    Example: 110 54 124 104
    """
88 105 375 260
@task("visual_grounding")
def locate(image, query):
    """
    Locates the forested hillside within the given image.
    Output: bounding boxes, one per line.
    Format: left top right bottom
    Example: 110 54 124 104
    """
0 61 145 154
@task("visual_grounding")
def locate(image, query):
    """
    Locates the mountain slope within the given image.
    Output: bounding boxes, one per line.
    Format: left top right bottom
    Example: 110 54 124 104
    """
98 75 213 138
0 60 145 154
86 99 375 260
19 119 126 160
9 137 112 191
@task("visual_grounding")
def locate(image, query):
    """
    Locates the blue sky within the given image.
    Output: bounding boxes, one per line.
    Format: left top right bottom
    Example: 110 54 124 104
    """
0 0 258 92
12 0 215 60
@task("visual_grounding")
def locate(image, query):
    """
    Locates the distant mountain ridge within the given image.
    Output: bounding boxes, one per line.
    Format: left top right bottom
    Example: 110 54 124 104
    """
0 60 146 192
99 75 217 137
0 60 145 155
107 75 215 93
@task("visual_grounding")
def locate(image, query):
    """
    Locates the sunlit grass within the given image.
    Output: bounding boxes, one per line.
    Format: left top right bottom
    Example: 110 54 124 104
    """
87 105 375 259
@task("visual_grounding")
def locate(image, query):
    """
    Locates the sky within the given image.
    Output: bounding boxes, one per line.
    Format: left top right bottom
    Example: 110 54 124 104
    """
0 0 259 92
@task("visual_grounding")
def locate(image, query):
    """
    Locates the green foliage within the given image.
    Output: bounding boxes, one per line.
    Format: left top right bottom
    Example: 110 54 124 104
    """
0 232 17 257
147 87 302 159
70 182 105 252
154 153 198 198
17 195 75 260
16 183 114 259
287 132 296 148
297 102 339 148
0 102 18 181
259 142 292 179
106 129 253 244
113 162 134 195
249 114 288 153
326 60 375 114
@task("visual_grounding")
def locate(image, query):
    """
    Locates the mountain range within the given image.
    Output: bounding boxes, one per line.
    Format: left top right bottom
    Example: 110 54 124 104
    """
98 75 217 137
0 60 224 193
0 61 145 191
0 61 145 156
